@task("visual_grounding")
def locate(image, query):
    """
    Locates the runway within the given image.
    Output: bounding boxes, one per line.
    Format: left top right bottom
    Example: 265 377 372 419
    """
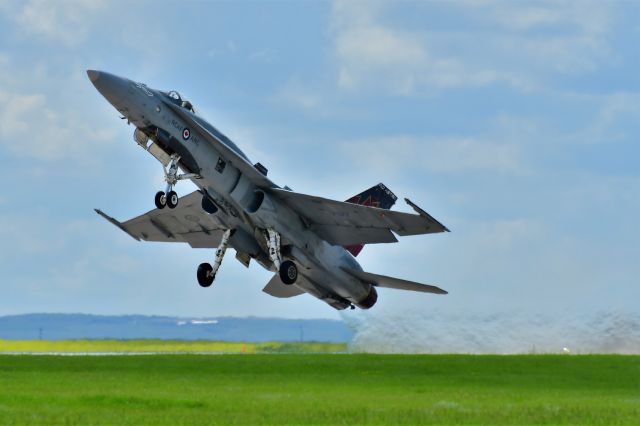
0 351 231 356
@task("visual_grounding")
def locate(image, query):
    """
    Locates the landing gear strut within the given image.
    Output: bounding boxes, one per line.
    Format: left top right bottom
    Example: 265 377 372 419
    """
154 154 199 209
197 229 232 287
264 228 298 285
265 228 282 270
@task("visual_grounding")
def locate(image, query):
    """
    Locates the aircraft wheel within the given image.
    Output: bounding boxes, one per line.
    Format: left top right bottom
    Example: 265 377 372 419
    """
167 191 179 209
279 260 298 285
154 191 167 209
197 263 214 287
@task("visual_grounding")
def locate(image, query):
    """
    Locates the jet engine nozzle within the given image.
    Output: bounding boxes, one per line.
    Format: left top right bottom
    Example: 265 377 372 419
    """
355 286 378 309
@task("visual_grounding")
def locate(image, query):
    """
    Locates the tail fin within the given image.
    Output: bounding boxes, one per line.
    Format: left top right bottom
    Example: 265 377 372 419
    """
344 183 397 257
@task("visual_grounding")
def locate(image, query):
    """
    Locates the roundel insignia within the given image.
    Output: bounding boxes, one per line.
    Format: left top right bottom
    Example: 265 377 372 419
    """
182 128 191 140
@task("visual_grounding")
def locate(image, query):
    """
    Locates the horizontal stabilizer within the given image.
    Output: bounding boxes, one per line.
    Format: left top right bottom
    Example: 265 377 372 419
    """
262 274 305 298
342 268 447 295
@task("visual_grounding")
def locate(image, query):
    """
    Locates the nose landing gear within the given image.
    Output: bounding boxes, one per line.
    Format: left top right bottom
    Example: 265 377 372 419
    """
154 190 179 210
154 191 167 209
154 154 200 209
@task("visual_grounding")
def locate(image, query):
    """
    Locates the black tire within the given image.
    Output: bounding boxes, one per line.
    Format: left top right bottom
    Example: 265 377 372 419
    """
154 191 166 209
197 263 214 287
167 191 178 209
279 260 298 285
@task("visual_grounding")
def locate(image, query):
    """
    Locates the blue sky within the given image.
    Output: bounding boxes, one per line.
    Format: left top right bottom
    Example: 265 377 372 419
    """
0 0 638 320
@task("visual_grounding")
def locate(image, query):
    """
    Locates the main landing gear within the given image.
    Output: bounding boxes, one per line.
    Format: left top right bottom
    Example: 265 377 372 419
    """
197 229 233 287
264 228 298 285
196 227 298 288
154 154 199 210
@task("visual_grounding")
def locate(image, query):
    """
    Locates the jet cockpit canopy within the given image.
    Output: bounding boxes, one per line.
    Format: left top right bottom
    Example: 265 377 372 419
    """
163 90 195 113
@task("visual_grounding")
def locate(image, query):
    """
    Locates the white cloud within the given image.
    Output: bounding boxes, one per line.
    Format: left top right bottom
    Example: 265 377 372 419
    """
249 48 277 63
335 24 430 94
4 0 106 46
580 92 640 144
0 89 116 162
330 0 616 95
331 5 475 95
0 53 118 164
0 92 44 133
206 41 239 59
272 78 323 110
337 25 426 70
471 0 612 35
340 135 523 175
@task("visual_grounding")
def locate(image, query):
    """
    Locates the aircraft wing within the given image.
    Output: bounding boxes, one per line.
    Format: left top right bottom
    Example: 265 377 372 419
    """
342 268 448 295
270 188 449 246
163 101 276 190
95 191 227 248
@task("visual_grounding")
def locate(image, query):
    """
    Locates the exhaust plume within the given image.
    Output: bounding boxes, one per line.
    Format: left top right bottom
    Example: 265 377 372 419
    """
342 310 640 354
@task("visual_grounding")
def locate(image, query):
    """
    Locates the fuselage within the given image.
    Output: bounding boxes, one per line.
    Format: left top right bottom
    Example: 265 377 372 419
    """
88 70 376 310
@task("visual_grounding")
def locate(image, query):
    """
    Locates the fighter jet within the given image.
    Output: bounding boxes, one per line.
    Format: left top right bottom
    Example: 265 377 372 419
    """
88 70 450 310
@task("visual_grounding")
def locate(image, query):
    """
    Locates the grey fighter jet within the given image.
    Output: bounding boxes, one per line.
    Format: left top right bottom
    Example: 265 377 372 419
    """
88 70 450 310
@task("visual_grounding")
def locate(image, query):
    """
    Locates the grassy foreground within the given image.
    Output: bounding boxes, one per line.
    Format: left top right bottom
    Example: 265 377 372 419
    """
0 339 346 354
0 355 638 425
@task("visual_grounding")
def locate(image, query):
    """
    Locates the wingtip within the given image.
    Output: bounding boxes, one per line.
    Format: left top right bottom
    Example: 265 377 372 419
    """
404 197 450 232
94 208 116 223
431 285 448 295
93 208 140 241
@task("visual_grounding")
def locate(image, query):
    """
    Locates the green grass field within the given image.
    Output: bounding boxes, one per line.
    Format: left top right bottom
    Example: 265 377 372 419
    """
0 354 638 425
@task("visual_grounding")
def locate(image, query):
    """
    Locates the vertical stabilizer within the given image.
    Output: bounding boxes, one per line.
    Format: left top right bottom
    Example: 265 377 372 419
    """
344 183 397 257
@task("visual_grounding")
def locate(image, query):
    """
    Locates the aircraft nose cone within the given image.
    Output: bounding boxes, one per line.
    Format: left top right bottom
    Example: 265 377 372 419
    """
86 69 131 108
86 69 100 83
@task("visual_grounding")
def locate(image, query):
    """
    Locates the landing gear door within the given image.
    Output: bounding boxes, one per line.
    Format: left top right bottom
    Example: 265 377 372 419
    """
134 128 172 167
147 142 172 167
